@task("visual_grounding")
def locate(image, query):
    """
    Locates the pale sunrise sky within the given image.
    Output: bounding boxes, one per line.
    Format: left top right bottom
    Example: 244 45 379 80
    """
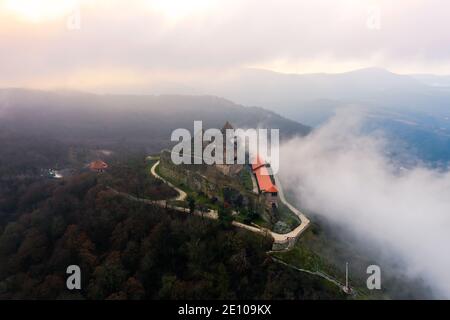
1 0 450 91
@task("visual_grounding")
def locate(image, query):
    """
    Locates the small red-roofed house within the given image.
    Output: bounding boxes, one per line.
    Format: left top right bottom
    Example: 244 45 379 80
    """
89 160 108 173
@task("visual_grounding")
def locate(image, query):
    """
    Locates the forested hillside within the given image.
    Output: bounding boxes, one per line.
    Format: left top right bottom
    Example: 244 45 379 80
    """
0 89 310 153
0 157 344 300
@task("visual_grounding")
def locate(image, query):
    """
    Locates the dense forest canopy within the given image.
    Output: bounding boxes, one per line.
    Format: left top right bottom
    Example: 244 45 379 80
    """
0 157 344 299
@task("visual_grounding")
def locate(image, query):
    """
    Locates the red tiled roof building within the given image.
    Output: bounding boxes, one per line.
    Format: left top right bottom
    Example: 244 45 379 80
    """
251 156 278 207
89 160 108 173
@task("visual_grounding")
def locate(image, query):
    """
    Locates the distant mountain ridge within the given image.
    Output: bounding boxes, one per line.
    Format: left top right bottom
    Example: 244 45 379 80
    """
198 67 434 117
191 67 450 164
411 74 450 88
0 88 310 152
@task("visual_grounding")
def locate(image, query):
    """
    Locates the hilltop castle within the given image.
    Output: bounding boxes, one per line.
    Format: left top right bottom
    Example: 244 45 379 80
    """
216 122 279 208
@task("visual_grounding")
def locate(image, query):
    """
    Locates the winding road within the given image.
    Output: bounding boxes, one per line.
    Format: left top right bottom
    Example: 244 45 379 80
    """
146 160 354 293
149 160 310 247
108 159 349 293
272 174 310 243
151 160 187 201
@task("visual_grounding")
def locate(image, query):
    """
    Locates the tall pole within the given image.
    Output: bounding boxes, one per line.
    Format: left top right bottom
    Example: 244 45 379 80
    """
344 262 350 294
345 262 348 289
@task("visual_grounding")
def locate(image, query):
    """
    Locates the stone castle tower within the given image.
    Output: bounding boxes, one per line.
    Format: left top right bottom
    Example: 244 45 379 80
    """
215 121 243 176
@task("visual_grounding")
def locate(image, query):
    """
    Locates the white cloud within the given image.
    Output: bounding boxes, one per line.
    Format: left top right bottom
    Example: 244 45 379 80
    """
280 110 450 298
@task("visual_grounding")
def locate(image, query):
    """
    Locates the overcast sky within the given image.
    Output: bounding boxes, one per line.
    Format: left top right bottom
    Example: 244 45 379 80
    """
1 0 450 91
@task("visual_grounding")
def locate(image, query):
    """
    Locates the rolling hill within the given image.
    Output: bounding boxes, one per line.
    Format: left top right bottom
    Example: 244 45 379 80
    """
0 89 310 153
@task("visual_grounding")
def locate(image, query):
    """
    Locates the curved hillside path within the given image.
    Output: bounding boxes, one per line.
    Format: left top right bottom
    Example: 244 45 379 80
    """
151 160 187 201
149 160 310 246
145 160 352 293
272 174 310 242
